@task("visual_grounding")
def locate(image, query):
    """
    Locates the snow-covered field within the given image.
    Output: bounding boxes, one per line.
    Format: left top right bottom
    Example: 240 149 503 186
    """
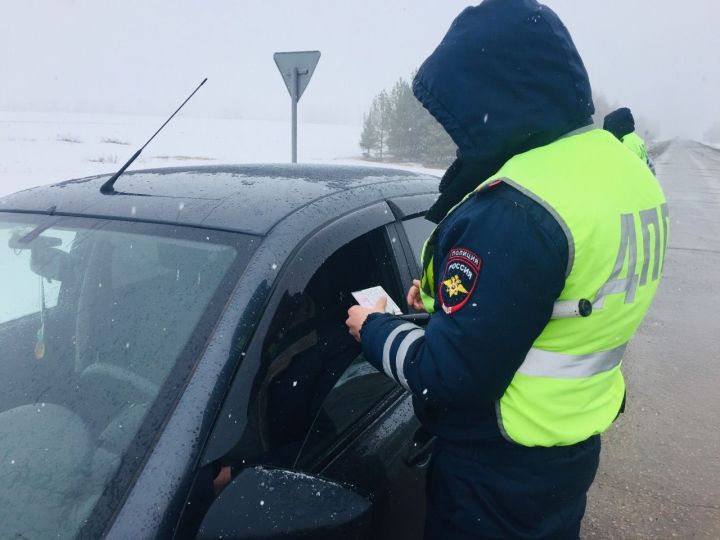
0 111 441 198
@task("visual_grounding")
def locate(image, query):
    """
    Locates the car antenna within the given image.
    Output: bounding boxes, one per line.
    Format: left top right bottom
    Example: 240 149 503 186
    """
100 78 207 195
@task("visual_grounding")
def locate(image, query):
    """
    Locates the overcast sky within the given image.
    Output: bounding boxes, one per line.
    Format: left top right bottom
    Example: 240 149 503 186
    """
1 0 717 139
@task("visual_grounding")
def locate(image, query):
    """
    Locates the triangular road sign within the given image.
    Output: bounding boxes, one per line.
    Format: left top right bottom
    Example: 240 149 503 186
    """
274 51 321 101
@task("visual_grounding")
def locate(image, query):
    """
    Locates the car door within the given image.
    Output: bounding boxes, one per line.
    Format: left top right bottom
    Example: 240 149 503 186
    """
286 225 429 540
255 223 428 540
196 203 431 539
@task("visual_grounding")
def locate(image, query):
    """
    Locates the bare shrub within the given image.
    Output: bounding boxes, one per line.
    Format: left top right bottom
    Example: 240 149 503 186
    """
100 137 131 145
88 155 118 164
56 134 83 143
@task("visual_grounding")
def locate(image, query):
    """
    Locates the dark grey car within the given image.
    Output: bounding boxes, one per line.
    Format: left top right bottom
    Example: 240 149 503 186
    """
0 164 440 539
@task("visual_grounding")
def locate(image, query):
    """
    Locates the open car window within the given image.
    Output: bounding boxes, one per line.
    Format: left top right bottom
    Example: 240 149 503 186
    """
257 226 402 468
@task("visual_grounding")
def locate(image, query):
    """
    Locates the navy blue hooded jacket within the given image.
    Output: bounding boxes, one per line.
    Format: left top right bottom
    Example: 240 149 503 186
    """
359 0 594 445
603 107 636 140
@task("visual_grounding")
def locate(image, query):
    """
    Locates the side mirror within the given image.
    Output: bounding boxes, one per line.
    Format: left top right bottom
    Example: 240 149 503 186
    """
197 466 373 540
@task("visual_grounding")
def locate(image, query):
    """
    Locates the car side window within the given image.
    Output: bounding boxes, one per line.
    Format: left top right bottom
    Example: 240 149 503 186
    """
401 216 436 268
258 227 402 467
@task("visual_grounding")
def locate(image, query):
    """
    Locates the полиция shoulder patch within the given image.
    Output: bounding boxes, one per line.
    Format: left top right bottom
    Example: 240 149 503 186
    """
439 247 482 314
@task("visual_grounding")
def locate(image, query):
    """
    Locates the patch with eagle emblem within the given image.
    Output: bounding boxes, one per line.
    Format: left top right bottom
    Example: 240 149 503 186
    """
439 247 482 314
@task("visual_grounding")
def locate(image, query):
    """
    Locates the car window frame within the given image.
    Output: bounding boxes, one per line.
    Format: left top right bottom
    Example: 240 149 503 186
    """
398 214 437 275
201 201 410 468
288 224 413 469
388 193 437 275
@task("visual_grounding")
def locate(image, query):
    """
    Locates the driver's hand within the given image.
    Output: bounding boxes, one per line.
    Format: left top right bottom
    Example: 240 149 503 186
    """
346 296 387 342
407 279 427 313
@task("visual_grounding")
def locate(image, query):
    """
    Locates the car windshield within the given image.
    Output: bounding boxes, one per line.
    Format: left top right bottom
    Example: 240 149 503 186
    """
0 214 256 539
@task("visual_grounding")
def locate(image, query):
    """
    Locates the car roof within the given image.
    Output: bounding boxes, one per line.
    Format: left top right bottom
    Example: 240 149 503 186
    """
0 164 439 235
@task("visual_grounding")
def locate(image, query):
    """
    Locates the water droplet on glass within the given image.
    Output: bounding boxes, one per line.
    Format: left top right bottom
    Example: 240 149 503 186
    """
131 206 137 215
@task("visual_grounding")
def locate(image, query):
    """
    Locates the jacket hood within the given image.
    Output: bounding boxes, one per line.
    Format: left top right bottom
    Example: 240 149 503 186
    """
413 0 594 221
603 107 635 140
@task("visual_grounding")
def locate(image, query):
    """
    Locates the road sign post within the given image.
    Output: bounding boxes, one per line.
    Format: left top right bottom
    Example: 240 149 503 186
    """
274 51 321 163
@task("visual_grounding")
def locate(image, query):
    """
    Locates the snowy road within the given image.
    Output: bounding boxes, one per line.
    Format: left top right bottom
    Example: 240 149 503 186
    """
583 141 720 539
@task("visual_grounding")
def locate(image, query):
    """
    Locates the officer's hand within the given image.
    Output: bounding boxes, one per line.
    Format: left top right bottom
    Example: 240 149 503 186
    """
407 279 427 313
346 296 387 342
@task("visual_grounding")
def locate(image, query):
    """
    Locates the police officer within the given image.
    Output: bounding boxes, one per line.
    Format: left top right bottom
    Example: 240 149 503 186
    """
604 107 656 173
346 1 668 538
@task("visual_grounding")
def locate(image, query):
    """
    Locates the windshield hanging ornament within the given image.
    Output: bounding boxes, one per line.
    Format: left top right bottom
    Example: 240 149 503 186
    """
35 275 46 360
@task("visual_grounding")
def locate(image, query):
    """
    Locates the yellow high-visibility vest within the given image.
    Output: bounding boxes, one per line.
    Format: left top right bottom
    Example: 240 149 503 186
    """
420 128 668 446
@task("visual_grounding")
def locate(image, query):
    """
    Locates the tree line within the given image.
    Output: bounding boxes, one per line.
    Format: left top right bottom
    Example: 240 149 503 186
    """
359 76 456 168
359 81 662 167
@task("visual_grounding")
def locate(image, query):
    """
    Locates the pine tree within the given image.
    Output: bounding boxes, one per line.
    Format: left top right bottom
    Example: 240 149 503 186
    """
420 111 456 167
359 112 378 157
374 90 392 160
387 78 424 161
360 74 457 166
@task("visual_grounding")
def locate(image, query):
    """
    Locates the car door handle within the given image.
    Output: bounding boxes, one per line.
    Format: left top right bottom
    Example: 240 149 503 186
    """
398 313 430 326
404 427 436 468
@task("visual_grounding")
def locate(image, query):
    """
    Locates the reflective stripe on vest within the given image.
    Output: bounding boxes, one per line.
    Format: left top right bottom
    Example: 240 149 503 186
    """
517 344 626 379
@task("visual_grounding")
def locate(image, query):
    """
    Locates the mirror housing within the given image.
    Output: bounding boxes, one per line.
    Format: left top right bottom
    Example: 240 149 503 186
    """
30 246 70 281
197 466 372 540
8 231 70 281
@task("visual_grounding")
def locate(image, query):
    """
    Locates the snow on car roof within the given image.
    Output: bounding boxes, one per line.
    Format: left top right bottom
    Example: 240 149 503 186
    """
0 164 438 235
